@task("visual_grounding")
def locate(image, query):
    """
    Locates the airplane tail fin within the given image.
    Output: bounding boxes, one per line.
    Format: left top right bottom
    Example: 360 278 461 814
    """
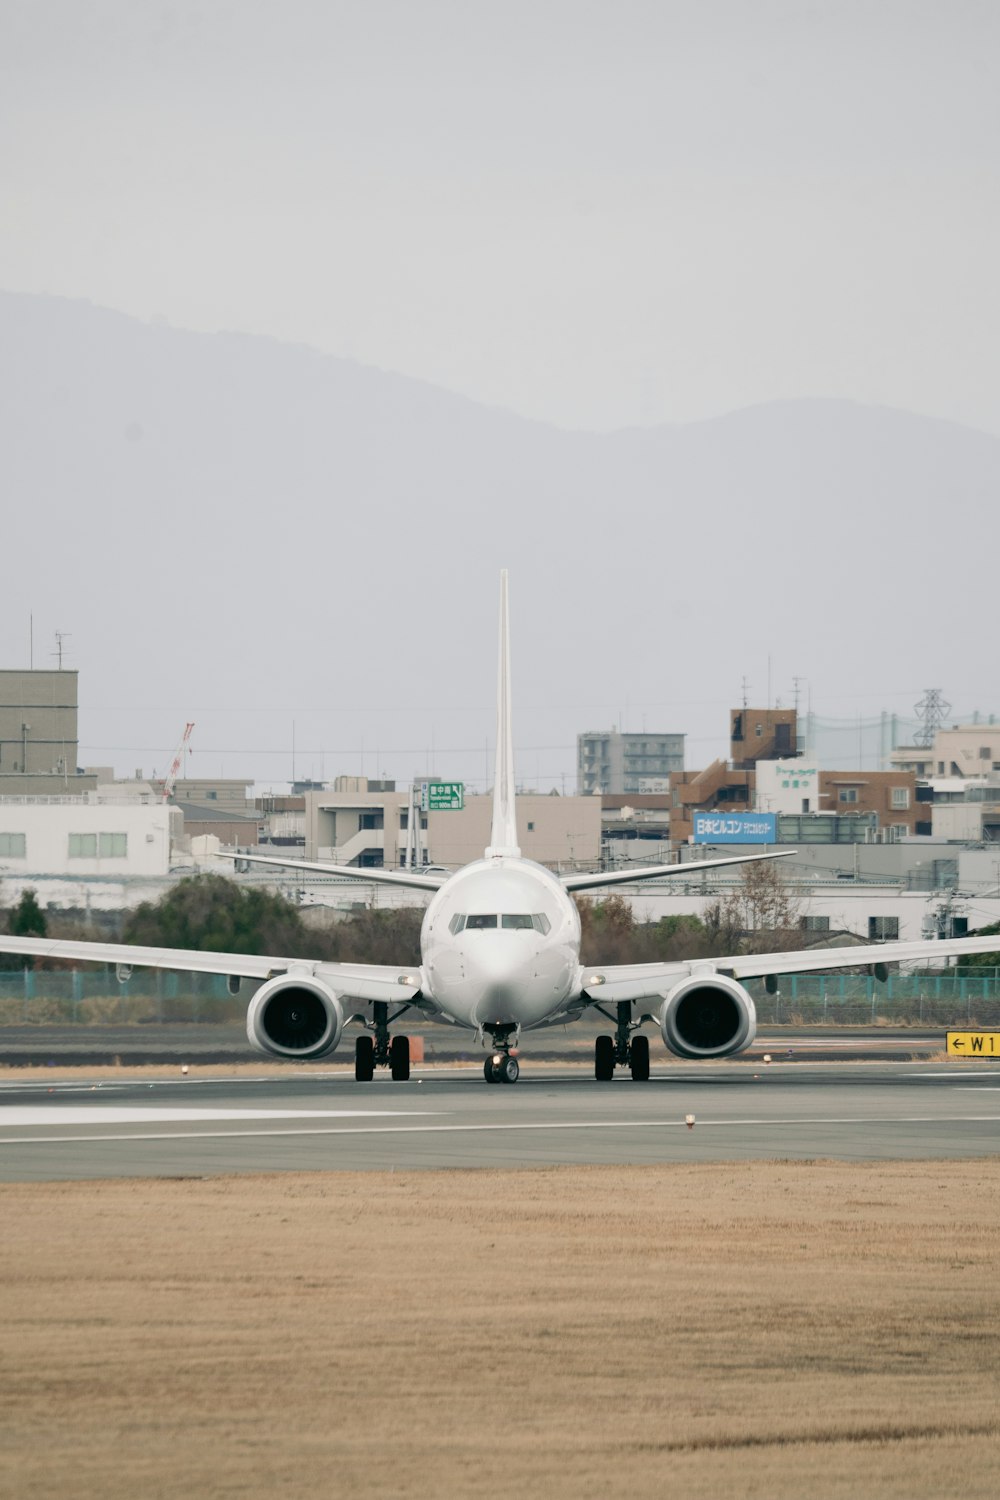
485 569 521 859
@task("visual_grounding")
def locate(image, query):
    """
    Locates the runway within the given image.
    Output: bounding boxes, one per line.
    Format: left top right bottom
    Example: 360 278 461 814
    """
2 1061 999 1180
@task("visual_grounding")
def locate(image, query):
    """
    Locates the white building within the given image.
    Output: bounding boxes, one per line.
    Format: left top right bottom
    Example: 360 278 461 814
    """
755 758 821 815
0 794 178 879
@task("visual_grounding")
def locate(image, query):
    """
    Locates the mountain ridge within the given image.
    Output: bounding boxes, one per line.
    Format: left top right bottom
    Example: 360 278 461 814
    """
1 289 997 790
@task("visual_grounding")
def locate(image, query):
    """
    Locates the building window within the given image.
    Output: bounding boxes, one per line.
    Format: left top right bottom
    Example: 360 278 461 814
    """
838 789 858 804
890 787 910 809
868 916 900 941
801 915 831 932
980 747 992 760
68 833 128 858
0 832 26 857
527 821 535 831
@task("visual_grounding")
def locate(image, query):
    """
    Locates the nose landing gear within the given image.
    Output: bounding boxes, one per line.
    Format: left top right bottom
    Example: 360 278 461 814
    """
485 1053 520 1084
483 1025 520 1084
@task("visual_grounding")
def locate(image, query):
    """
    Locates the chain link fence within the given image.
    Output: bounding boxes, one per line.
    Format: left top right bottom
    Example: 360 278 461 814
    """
745 970 1000 1027
0 969 258 1024
1 967 998 1027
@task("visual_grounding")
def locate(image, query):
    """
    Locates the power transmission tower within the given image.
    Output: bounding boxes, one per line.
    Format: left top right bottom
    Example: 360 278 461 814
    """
914 688 951 748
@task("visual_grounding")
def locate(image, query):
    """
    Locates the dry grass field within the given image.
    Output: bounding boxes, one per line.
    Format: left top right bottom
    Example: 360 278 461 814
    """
2 1160 999 1499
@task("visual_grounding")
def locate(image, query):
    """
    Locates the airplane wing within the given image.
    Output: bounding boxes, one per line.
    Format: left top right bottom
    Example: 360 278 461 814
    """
578 932 1000 1004
562 850 795 892
215 850 448 891
0 935 420 1005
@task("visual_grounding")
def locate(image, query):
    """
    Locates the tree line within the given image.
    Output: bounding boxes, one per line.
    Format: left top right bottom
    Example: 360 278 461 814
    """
4 868 999 969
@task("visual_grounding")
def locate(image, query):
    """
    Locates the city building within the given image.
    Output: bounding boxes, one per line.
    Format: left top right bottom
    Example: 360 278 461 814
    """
669 761 754 844
730 707 799 769
577 729 684 795
0 669 97 796
756 759 921 836
599 794 672 865
299 784 602 872
0 792 177 879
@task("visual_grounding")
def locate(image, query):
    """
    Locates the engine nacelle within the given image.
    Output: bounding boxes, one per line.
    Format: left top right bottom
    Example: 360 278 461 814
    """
246 973 345 1059
660 972 756 1060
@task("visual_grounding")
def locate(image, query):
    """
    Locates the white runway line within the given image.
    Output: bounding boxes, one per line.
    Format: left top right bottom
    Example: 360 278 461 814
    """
3 1113 1000 1148
0 1106 445 1126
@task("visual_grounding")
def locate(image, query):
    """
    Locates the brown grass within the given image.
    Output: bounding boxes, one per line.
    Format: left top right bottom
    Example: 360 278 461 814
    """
2 1161 999 1499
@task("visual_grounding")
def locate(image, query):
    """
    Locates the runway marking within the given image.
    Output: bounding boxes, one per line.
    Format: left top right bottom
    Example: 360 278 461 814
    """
0 1107 445 1126
2 1114 1000 1148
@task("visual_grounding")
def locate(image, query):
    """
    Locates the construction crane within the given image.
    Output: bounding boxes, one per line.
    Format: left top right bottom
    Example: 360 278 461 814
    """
162 722 195 802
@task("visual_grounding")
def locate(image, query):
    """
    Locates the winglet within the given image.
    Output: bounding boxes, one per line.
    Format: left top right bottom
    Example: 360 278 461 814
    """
485 569 521 858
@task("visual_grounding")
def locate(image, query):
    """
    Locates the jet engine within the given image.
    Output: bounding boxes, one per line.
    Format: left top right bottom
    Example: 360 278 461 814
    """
246 974 344 1059
660 972 756 1059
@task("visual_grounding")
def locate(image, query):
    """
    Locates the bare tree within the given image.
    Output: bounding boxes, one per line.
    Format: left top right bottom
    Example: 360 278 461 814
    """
703 861 801 955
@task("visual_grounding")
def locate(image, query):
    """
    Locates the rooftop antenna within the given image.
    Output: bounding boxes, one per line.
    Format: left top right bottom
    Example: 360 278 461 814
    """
741 676 750 709
52 631 70 669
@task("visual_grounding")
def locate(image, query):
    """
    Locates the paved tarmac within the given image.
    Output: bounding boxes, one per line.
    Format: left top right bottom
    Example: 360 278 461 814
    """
2 1060 999 1181
0 1023 953 1066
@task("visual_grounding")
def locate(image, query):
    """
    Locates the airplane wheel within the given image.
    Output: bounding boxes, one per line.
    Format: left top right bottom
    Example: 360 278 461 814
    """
390 1034 411 1081
498 1055 520 1084
484 1058 498 1082
355 1035 375 1082
629 1034 650 1081
595 1035 615 1081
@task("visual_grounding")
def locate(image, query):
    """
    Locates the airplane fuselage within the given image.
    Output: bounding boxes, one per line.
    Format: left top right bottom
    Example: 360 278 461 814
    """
421 857 581 1032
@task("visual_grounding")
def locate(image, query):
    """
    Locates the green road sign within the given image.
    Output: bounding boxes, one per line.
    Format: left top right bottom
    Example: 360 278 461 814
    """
422 781 464 811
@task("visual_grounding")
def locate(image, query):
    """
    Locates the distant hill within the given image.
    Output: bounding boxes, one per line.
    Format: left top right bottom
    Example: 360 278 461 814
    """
2 289 998 790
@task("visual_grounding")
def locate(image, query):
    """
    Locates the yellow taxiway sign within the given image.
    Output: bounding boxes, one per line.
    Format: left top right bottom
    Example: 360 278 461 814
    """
947 1031 1000 1056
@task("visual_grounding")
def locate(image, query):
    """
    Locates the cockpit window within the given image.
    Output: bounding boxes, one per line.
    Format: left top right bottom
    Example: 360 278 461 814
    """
451 912 550 934
501 914 551 933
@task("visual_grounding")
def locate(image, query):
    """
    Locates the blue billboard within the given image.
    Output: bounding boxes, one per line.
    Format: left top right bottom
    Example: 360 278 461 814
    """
692 811 777 845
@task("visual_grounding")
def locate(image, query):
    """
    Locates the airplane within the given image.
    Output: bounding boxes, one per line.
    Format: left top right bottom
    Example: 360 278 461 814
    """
3 570 999 1084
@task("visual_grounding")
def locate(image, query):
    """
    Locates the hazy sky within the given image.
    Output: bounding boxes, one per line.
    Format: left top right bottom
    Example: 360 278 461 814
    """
3 0 998 433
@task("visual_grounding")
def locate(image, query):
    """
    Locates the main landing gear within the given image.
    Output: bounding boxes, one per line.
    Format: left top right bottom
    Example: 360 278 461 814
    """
594 1001 650 1082
355 1001 412 1081
483 1024 520 1084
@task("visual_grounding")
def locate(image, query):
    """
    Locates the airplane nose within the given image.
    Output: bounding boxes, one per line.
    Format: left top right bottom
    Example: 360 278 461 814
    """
464 936 530 1018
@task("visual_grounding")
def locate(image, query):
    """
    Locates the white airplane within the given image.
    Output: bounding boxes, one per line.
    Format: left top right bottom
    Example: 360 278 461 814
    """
2 572 998 1084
